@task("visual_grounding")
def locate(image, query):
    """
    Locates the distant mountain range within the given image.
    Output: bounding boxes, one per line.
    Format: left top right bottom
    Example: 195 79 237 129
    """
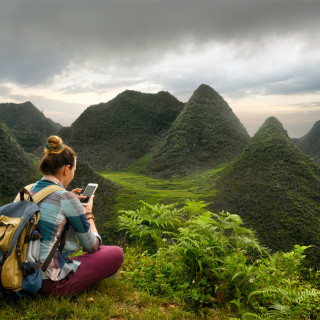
2 85 320 262
60 84 250 178
0 101 61 153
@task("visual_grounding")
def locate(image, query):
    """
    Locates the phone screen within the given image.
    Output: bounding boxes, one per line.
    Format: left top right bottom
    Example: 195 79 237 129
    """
80 184 98 204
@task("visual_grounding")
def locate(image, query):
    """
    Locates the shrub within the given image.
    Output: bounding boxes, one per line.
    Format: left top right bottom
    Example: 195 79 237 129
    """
119 200 319 318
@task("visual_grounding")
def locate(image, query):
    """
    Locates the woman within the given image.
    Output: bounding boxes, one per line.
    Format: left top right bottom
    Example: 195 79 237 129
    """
30 135 124 297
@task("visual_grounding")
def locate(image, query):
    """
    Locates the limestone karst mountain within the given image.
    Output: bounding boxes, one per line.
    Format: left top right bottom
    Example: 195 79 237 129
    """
60 90 184 171
147 84 250 178
0 121 38 199
0 102 61 153
212 117 320 266
293 120 320 166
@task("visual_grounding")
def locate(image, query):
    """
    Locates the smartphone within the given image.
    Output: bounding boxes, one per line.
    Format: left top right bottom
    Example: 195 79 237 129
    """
80 183 98 205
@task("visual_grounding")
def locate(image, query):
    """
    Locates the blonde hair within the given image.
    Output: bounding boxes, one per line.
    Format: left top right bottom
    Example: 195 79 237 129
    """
44 135 65 154
40 136 76 175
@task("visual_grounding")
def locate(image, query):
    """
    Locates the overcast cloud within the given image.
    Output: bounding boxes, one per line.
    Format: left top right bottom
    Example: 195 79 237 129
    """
0 0 320 137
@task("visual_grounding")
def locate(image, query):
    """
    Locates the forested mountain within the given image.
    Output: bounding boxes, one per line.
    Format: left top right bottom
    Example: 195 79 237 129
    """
293 120 320 166
0 102 61 153
147 84 250 178
0 121 38 200
212 117 320 266
60 90 184 171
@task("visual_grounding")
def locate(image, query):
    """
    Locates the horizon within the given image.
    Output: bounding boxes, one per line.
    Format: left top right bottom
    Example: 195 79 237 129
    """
1 0 319 138
3 86 315 140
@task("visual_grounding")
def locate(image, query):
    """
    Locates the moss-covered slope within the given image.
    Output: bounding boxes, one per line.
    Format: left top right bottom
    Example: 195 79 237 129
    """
293 120 320 166
147 84 250 178
0 102 60 153
0 121 38 199
60 90 184 171
212 117 320 265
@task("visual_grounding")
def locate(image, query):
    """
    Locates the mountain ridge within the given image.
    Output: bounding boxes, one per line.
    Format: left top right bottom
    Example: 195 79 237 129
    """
0 101 62 153
60 90 184 171
293 119 320 166
147 84 250 178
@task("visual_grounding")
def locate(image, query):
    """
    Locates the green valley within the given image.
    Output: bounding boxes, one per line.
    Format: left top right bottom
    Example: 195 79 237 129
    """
99 165 225 212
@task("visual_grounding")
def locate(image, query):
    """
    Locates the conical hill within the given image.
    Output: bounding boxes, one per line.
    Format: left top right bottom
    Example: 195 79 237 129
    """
0 121 38 200
60 90 184 171
147 84 250 178
293 120 320 166
212 117 320 266
0 102 60 153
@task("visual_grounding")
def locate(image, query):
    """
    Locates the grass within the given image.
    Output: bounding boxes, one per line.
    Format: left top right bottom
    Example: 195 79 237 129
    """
1 165 235 319
0 275 228 320
99 164 226 213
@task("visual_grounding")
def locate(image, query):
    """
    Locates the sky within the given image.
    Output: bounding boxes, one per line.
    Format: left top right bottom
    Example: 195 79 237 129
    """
0 0 320 137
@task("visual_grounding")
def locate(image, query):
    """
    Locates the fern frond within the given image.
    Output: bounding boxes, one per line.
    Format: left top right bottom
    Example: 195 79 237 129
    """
248 287 279 300
268 302 291 315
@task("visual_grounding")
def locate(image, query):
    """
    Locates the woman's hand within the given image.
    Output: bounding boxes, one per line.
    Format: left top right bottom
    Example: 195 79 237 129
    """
71 188 86 201
84 195 94 214
71 188 94 213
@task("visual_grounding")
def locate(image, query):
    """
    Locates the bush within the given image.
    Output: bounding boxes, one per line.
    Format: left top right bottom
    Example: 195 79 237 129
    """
119 200 320 318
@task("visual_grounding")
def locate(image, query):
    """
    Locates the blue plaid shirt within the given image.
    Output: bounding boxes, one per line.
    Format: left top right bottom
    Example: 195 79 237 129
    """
31 177 101 281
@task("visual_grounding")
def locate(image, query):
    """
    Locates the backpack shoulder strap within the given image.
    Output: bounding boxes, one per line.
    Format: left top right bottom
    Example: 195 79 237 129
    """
16 184 65 203
32 185 65 204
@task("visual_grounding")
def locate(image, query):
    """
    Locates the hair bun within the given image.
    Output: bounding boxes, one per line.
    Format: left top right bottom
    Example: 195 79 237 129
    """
45 135 65 154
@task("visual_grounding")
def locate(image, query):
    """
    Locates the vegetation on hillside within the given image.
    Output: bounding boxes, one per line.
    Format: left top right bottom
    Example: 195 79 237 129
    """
0 102 60 152
60 90 184 171
100 166 223 214
119 200 320 319
213 117 320 267
148 84 250 178
0 121 39 201
293 119 320 166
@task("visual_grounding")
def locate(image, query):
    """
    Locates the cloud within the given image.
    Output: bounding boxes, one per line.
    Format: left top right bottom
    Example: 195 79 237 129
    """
1 1 320 88
1 0 320 137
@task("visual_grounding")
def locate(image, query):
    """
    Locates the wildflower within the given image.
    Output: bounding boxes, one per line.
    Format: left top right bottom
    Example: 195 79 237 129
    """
249 278 254 283
192 280 195 284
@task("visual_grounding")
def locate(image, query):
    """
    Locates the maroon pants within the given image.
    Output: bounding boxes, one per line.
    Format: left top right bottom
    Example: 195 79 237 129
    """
39 246 124 297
